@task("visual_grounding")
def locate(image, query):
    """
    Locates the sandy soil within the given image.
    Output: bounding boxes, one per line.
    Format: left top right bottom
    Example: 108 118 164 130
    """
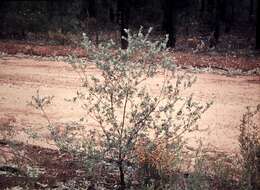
0 55 259 153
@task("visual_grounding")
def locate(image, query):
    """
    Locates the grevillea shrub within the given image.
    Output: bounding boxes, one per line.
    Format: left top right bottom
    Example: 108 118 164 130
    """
30 28 211 189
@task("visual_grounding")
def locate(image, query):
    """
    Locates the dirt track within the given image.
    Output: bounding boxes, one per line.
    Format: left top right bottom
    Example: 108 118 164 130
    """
0 55 259 153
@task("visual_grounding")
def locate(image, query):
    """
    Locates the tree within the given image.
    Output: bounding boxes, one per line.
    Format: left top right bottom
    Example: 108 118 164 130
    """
208 0 221 47
0 0 6 38
249 0 254 21
221 0 230 33
256 0 260 49
117 0 130 49
200 0 206 18
46 1 54 22
162 0 177 48
80 0 97 19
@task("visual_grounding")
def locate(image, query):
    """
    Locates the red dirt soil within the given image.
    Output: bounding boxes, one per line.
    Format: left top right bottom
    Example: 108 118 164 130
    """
0 141 87 189
0 40 260 71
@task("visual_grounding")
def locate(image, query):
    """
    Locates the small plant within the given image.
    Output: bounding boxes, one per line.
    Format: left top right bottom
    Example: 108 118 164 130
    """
0 115 16 144
30 27 211 189
239 105 260 190
25 165 43 178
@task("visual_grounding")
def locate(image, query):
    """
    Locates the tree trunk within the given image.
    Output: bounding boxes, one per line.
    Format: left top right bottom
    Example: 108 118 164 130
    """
231 0 234 23
249 0 254 21
207 0 215 15
220 0 230 33
117 0 130 49
200 0 205 17
57 1 67 34
210 0 221 47
88 0 97 18
47 1 54 22
162 0 177 48
0 0 6 38
256 0 260 49
109 7 115 23
80 0 88 21
118 161 125 190
80 0 96 20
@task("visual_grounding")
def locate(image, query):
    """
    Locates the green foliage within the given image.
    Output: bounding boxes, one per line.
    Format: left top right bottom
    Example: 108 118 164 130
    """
29 27 212 189
26 28 260 190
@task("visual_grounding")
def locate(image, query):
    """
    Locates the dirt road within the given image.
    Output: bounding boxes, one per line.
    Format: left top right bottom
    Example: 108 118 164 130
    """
0 55 259 153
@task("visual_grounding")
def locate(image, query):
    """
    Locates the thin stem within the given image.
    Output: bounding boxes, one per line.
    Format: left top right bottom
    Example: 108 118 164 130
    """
40 107 51 127
121 90 129 136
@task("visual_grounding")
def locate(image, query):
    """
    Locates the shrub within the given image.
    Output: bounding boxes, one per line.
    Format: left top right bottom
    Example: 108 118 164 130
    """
30 27 211 189
239 105 260 190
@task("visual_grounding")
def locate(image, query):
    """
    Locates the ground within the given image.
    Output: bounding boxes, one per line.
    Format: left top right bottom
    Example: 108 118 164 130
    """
0 42 259 189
